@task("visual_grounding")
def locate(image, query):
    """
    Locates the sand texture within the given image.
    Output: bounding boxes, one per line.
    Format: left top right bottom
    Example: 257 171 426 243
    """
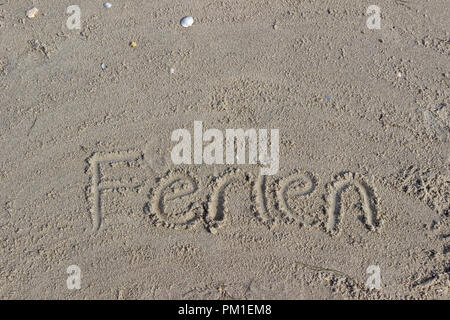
0 0 449 299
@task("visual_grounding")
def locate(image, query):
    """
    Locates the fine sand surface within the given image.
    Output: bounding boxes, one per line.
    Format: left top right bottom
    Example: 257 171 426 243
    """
0 1 449 299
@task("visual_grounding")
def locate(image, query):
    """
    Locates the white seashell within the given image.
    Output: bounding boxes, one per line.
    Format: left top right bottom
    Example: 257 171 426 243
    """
101 63 107 70
26 8 39 18
103 2 112 9
169 67 175 74
180 16 194 28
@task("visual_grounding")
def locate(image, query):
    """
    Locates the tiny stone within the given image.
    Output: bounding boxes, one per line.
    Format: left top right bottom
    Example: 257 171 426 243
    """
26 8 39 19
435 104 444 111
397 72 402 78
169 67 175 74
104 2 112 9
130 41 137 48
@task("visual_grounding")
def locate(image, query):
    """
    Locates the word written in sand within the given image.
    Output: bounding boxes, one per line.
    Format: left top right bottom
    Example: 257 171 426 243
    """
86 151 381 235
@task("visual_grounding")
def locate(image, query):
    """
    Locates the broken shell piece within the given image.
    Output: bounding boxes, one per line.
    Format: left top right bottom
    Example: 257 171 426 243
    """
103 2 112 9
180 16 194 28
101 63 107 70
208 227 218 234
169 67 175 74
26 8 39 19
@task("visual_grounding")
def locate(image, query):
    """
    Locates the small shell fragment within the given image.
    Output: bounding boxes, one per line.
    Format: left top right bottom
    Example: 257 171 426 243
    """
130 41 137 48
26 8 39 19
169 67 175 74
104 2 112 9
101 63 107 70
180 16 194 28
